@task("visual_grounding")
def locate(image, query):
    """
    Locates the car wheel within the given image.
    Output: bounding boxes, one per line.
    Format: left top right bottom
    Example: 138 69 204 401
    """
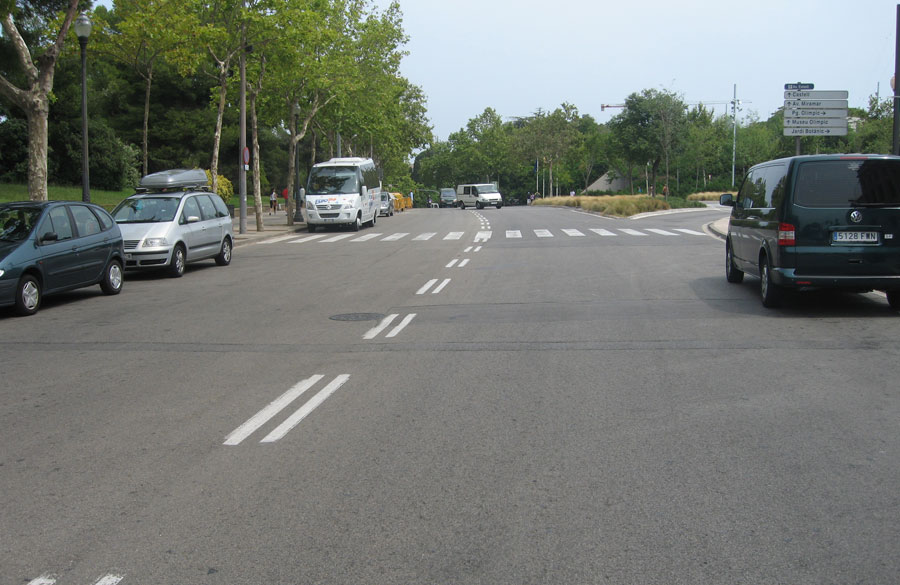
352 215 361 232
887 290 900 310
100 259 124 295
308 224 316 233
168 244 186 278
15 274 41 316
496 203 502 209
725 240 744 283
215 237 232 266
760 254 782 308
459 201 465 210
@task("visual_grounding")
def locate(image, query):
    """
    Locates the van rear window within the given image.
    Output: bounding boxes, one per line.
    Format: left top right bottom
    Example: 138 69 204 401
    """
795 159 900 207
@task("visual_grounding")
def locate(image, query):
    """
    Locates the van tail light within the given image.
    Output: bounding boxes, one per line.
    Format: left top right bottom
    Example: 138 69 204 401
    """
778 223 796 246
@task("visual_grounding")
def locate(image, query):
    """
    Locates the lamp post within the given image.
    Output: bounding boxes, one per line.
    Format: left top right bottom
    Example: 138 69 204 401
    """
74 12 92 203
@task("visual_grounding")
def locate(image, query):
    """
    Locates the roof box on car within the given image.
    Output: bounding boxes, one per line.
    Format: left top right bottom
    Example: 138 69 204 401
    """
138 169 208 192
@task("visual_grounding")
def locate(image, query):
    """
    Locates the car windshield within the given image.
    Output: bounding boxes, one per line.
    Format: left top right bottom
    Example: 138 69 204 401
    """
112 196 181 223
475 185 498 194
795 159 900 208
307 167 359 195
0 206 41 242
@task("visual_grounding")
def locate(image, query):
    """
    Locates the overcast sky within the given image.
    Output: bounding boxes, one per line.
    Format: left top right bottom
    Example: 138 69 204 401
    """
377 0 900 141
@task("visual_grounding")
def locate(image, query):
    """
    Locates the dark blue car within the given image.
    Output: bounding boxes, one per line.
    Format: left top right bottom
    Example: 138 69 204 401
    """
0 201 125 316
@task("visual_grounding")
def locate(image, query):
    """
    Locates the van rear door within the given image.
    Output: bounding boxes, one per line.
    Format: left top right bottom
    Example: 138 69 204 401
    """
789 158 900 277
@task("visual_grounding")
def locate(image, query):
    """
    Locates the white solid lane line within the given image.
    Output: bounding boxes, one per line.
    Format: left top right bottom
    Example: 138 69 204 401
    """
261 375 351 443
224 375 325 445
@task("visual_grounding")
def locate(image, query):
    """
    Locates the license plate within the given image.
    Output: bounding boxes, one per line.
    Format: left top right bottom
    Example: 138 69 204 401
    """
125 253 132 260
833 231 878 243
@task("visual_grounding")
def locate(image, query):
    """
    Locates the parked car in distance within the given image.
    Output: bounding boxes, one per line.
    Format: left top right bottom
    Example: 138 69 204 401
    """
439 188 456 208
0 201 124 316
378 191 394 216
457 183 503 209
720 154 900 308
111 169 233 277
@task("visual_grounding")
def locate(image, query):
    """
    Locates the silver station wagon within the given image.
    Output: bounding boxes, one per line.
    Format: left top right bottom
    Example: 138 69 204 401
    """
112 169 233 277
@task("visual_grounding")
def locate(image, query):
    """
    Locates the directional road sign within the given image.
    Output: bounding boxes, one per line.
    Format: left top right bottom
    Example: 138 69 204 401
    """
785 83 814 90
784 108 849 118
784 127 848 137
784 90 849 100
784 99 848 109
784 118 848 128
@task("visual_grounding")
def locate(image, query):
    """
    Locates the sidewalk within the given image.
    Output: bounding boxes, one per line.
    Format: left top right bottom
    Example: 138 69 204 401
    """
231 208 306 247
707 216 729 240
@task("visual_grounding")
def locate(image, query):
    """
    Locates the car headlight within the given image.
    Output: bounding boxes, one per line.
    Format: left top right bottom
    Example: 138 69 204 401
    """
0 269 5 278
306 199 313 210
143 237 168 247
342 203 353 209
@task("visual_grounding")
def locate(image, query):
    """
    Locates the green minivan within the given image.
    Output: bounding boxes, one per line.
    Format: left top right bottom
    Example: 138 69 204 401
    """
720 154 900 308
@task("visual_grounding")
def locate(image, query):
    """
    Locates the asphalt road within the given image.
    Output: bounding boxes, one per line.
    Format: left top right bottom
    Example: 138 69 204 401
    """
2 204 898 584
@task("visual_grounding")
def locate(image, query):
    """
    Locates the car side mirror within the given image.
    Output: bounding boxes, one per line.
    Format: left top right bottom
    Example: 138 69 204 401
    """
719 193 735 207
186 215 200 223
40 232 59 243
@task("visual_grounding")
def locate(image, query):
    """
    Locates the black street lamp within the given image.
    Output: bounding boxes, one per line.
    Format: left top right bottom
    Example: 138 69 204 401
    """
74 12 92 203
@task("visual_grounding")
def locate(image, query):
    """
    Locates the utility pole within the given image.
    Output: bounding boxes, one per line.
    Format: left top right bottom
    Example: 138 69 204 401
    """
731 84 740 187
893 4 900 155
238 1 247 234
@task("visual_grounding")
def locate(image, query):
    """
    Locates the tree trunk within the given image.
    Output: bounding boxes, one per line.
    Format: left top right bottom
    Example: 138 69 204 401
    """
142 68 153 176
210 66 228 194
26 95 50 201
250 92 264 231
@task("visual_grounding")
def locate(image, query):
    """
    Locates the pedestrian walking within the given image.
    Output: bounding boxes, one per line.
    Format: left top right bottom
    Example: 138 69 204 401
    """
269 188 277 214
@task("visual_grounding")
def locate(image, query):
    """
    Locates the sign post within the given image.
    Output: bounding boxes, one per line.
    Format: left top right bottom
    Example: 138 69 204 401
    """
783 84 848 154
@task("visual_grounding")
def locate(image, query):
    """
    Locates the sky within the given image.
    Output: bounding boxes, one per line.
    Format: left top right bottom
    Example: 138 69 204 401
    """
374 0 900 141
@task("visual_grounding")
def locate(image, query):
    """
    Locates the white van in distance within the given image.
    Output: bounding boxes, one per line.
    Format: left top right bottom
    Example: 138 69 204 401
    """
305 157 381 232
456 183 503 209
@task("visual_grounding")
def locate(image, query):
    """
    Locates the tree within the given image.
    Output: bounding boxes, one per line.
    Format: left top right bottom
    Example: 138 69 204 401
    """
94 0 201 176
0 0 81 200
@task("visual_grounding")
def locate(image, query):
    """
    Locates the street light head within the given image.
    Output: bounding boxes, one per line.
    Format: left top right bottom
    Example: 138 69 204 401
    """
74 12 92 41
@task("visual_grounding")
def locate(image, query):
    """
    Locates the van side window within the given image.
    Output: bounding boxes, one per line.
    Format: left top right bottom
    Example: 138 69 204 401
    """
767 166 787 208
738 171 762 209
195 195 218 221
181 196 202 224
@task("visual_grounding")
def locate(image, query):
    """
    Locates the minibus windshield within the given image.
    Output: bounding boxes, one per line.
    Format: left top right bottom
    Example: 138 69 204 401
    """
308 167 360 195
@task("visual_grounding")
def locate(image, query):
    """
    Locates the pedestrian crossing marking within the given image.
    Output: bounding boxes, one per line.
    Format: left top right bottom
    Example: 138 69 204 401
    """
283 227 710 244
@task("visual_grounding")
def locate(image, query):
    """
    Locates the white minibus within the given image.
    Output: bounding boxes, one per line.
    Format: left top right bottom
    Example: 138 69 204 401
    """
305 158 381 232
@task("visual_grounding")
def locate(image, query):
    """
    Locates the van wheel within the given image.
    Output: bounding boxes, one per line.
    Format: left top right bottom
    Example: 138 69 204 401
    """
725 240 744 283
887 290 900 310
352 215 361 231
15 274 41 316
215 237 232 266
459 201 465 210
168 244 186 278
308 224 316 233
100 259 124 294
496 203 502 209
760 254 782 308
476 202 483 210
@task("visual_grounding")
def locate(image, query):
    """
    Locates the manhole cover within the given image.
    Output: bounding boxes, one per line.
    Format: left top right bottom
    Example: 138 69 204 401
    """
329 313 385 322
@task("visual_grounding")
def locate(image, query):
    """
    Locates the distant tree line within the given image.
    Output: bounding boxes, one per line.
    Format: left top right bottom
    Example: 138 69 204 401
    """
414 89 892 204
